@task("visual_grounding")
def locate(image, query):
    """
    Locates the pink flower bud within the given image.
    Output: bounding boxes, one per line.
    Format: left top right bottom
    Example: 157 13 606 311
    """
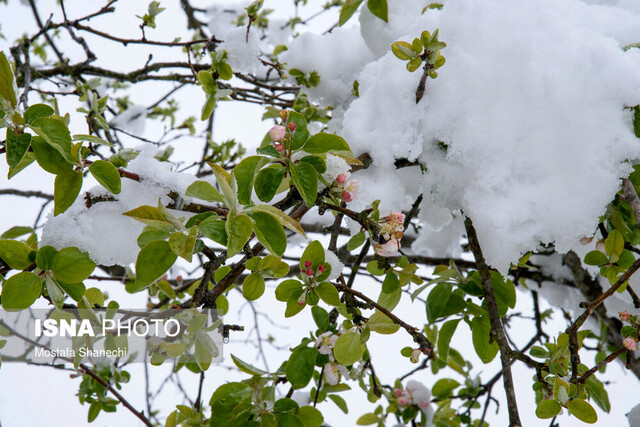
620 311 631 322
279 109 289 121
397 397 410 406
306 268 314 276
341 191 352 202
288 122 296 132
304 261 312 268
176 275 183 284
269 125 286 142
297 293 306 306
274 143 285 152
393 388 404 397
318 265 325 273
624 337 637 351
336 173 348 184
419 401 430 409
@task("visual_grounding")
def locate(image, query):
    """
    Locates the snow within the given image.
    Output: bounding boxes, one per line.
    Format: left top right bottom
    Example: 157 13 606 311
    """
40 151 196 266
286 0 640 272
110 105 147 135
628 402 640 426
218 27 262 74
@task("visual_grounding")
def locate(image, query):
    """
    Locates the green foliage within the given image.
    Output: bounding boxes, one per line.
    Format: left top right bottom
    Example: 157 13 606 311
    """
1 271 42 310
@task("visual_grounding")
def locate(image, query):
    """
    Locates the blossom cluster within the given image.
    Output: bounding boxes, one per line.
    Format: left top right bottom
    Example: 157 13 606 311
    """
619 311 639 351
334 173 358 203
393 380 432 413
314 329 352 386
268 110 296 154
374 212 405 257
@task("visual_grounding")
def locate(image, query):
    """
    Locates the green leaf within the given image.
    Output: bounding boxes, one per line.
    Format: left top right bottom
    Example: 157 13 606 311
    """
437 319 460 361
0 239 34 270
339 0 364 26
0 51 17 108
333 331 365 366
288 111 310 151
605 230 624 258
286 347 318 389
407 57 423 72
432 378 460 398
366 0 388 22
1 271 41 310
311 305 330 331
276 279 303 302
1 226 33 239
31 135 72 175
50 247 95 284
168 228 197 262
72 134 113 147
24 104 54 124
135 240 177 290
285 288 306 317
302 133 351 154
233 156 265 205
198 217 228 245
298 406 323 427
59 281 86 302
54 170 83 216
328 394 348 413
491 272 516 310
225 212 253 257
536 399 562 419
585 376 610 413
137 228 171 248
30 117 74 164
254 165 286 202
567 398 597 424
315 281 341 306
89 160 121 194
291 161 318 208
8 151 36 179
347 231 366 251
392 41 416 61
584 250 608 266
471 316 499 364
356 413 378 425
88 401 101 422
6 130 31 168
426 283 452 323
123 205 174 231
298 155 326 174
300 240 325 271
231 354 267 376
250 211 287 256
248 205 305 236
35 246 57 271
366 310 399 334
209 162 237 209
242 273 265 301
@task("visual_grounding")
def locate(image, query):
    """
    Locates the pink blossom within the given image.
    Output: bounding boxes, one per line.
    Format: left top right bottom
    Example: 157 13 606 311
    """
274 143 285 152
306 268 314 276
315 332 339 355
269 125 286 142
393 388 404 397
397 397 411 406
304 261 312 268
297 293 306 306
374 238 400 257
624 337 637 351
620 311 631 322
324 362 349 386
318 264 325 273
288 122 296 132
341 191 353 202
336 173 348 184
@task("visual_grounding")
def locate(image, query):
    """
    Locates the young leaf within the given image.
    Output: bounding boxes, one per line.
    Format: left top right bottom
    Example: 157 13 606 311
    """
242 273 265 301
567 398 597 424
135 240 177 290
1 272 42 310
254 165 286 202
426 283 452 323
315 281 341 306
54 170 83 216
89 160 121 194
0 51 17 108
291 161 318 208
31 135 73 175
225 212 253 257
198 217 228 245
437 318 460 361
29 117 74 164
208 162 237 210
288 111 309 150
168 228 197 262
347 231 366 251
536 399 562 419
339 0 364 26
584 250 608 266
1 226 33 239
233 156 266 205
367 0 388 22
185 180 224 203
471 316 499 363
0 239 34 270
123 205 175 231
6 130 31 168
250 211 287 256
286 347 318 389
302 133 351 154
367 310 399 334
248 204 305 236
333 332 366 366
50 247 96 283
392 41 416 61
276 279 303 302
24 104 54 124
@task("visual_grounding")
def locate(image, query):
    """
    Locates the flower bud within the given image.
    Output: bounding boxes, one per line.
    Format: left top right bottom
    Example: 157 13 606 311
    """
393 388 404 397
269 125 286 142
318 264 325 273
620 311 631 321
397 397 410 406
341 191 352 202
306 268 314 276
288 122 296 132
279 109 289 121
297 292 306 306
304 261 312 268
274 143 285 152
336 173 348 184
624 337 637 351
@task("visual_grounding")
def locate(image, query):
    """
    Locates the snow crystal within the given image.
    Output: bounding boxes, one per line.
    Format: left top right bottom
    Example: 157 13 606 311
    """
336 0 640 271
